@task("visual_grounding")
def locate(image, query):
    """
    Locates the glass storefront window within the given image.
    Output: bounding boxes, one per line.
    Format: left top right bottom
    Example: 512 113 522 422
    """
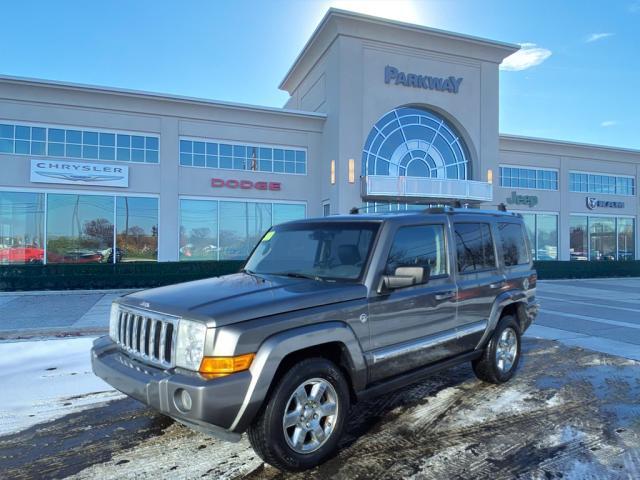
179 199 306 261
589 217 616 261
116 197 158 262
618 218 635 261
46 194 114 264
536 214 558 260
179 199 218 261
0 192 45 264
520 213 558 260
219 202 272 260
569 216 588 261
571 215 634 261
273 204 306 226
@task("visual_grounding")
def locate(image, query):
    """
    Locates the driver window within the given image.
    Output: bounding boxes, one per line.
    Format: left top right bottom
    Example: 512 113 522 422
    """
386 225 447 279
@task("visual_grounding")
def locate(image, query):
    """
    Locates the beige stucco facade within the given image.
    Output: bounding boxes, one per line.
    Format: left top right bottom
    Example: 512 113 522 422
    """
0 9 638 262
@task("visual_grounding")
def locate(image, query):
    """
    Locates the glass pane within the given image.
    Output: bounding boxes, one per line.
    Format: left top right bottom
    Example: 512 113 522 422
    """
15 126 30 140
116 197 158 263
131 149 145 162
145 150 158 163
245 222 379 281
83 131 99 145
48 128 64 142
117 148 130 161
386 224 448 277
131 136 145 149
145 137 159 150
0 138 13 153
497 222 529 266
31 141 46 156
66 130 82 144
536 214 558 260
454 223 496 272
15 140 30 154
48 142 64 156
117 134 130 148
589 217 616 261
82 145 99 159
219 201 272 260
179 199 218 261
0 192 45 265
100 133 115 146
99 146 115 160
32 127 46 141
0 124 14 138
193 142 205 154
66 144 82 158
273 204 305 225
46 194 114 264
617 218 635 261
521 213 536 259
569 216 588 261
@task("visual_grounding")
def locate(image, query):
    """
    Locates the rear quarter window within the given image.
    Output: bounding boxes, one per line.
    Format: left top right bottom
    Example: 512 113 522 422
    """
497 222 530 266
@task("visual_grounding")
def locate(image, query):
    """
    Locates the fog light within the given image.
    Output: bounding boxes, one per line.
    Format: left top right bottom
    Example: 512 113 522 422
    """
175 388 192 412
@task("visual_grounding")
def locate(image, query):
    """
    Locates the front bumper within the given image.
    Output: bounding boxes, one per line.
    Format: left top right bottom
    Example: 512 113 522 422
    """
91 336 250 441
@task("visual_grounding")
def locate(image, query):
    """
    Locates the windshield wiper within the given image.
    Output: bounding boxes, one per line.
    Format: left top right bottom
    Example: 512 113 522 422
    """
271 272 325 282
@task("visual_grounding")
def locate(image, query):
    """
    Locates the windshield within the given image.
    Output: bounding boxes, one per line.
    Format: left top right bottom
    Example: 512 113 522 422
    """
244 222 380 281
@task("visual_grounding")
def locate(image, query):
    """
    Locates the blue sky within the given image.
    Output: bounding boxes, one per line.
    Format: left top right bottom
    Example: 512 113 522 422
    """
1 0 638 149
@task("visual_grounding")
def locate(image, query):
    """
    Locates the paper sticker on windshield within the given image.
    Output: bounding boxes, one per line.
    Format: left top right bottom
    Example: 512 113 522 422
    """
262 231 275 242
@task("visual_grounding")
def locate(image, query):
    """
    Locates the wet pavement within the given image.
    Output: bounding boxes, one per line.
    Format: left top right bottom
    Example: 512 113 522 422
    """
1 338 639 480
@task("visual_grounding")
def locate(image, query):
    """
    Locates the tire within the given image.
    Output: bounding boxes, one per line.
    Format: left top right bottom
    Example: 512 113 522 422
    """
247 357 350 472
472 314 521 384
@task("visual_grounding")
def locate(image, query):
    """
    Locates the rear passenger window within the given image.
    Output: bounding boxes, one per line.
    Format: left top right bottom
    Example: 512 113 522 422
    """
386 225 447 278
497 222 529 266
454 223 496 273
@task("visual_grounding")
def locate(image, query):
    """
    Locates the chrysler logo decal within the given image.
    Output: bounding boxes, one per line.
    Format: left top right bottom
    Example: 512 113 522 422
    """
35 171 125 183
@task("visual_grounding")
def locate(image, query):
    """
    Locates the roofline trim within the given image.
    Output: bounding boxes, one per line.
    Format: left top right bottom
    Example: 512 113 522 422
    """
499 133 640 156
279 8 520 90
0 74 327 120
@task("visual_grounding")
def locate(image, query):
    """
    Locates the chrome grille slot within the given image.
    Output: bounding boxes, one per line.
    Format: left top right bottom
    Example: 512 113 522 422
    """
114 306 178 368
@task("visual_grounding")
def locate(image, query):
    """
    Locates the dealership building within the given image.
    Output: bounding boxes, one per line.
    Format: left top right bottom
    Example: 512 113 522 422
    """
0 9 638 265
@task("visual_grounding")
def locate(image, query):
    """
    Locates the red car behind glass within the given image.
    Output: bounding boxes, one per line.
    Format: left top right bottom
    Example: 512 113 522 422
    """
0 246 44 264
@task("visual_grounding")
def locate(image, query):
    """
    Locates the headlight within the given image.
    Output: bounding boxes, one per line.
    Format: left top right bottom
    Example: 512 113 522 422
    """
109 303 120 341
175 320 207 371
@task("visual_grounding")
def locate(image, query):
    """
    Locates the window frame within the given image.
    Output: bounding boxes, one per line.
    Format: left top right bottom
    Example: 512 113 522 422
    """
568 170 636 196
498 164 559 191
0 119 160 164
179 136 308 176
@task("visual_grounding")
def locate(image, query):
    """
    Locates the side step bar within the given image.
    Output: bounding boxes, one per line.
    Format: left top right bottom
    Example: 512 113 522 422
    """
356 350 482 402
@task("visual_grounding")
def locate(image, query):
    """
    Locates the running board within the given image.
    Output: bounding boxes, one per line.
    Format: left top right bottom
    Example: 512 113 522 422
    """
356 350 482 402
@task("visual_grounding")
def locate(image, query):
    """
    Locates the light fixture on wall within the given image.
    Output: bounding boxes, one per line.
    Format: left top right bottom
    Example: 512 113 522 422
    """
330 160 336 184
487 169 493 184
348 158 355 183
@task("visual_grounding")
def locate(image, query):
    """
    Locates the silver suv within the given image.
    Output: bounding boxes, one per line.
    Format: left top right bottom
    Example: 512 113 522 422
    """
92 207 539 471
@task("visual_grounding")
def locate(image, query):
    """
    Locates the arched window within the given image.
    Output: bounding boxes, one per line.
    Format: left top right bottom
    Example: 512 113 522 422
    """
362 106 469 180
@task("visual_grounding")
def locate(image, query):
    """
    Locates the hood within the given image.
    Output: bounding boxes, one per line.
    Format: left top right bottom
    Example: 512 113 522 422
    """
120 272 367 327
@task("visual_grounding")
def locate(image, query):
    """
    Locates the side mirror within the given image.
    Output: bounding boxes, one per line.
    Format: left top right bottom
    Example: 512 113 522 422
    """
378 266 429 293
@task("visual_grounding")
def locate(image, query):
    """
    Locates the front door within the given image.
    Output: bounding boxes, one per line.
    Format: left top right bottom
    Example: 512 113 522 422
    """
367 223 458 383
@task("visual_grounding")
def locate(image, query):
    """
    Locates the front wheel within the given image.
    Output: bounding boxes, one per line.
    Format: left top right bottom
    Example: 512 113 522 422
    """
247 357 350 471
472 315 521 384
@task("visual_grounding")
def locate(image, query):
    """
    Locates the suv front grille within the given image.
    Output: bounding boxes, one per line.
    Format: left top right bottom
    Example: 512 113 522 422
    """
114 306 177 368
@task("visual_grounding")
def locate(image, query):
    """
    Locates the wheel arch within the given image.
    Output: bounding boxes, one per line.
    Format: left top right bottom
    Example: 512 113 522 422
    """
475 290 528 350
229 321 366 433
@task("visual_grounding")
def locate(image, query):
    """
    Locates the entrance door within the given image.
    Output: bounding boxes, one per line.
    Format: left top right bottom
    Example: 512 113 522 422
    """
367 223 458 382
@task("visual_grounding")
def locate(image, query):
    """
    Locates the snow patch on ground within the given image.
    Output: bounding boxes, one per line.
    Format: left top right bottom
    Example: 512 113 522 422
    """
70 423 262 480
444 387 532 429
0 337 123 436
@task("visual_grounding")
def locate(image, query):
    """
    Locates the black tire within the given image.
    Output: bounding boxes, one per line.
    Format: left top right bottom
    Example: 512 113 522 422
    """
247 357 350 472
472 314 521 384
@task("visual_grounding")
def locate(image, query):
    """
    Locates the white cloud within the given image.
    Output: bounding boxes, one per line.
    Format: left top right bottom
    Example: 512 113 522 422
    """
500 43 552 71
601 120 617 127
586 32 614 43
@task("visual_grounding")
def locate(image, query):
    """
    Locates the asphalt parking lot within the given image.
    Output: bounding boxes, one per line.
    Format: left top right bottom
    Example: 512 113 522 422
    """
1 277 640 479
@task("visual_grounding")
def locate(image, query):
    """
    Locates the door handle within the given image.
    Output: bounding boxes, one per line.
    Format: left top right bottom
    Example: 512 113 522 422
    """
489 281 505 289
434 291 456 301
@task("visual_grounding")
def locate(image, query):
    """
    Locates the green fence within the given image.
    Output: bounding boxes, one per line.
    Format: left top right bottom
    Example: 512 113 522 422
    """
1 260 638 291
0 260 245 291
533 260 640 280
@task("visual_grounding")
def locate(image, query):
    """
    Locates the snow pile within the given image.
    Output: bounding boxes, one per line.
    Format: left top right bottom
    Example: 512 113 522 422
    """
0 336 123 436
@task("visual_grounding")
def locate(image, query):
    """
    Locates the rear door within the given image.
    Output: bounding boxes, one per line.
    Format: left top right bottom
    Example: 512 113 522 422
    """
453 220 504 349
366 222 458 382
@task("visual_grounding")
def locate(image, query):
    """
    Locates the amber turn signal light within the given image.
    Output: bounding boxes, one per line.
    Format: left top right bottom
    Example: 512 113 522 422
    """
199 353 255 377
